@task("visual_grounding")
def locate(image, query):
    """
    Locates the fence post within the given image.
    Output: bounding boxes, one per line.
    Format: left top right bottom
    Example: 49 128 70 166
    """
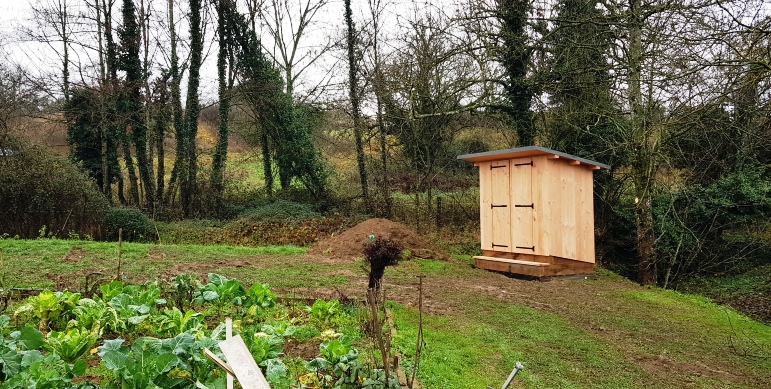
436 196 442 230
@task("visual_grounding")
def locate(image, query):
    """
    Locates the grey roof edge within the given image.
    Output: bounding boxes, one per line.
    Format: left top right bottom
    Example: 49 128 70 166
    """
457 145 611 170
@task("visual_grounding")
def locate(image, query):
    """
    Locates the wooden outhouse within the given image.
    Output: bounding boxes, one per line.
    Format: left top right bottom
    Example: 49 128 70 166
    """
458 146 609 277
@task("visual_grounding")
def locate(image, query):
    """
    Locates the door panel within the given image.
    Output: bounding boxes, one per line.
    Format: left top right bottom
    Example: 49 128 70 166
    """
510 157 534 253
490 160 511 251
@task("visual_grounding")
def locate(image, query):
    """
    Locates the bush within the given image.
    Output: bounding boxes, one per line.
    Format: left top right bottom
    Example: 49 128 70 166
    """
0 137 109 239
240 200 321 223
363 236 404 289
105 207 156 242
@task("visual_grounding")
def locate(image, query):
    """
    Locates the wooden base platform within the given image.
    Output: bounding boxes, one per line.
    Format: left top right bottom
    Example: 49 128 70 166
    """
473 251 594 277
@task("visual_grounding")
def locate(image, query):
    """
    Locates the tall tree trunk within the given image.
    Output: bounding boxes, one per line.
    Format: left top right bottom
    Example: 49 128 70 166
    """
211 0 230 206
262 132 273 197
369 0 390 217
628 0 657 285
120 0 155 208
121 132 141 205
182 0 204 216
166 0 185 206
497 0 534 146
140 0 155 191
60 0 70 104
344 0 369 209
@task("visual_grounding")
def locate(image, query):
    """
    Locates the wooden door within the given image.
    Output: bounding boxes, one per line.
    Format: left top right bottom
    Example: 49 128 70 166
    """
490 160 511 251
510 157 534 253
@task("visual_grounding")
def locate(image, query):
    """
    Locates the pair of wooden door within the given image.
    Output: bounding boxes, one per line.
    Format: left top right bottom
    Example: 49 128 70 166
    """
490 158 534 254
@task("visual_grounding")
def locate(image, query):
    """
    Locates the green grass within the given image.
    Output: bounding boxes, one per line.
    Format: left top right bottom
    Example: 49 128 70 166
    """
679 265 771 324
391 299 644 388
0 238 306 288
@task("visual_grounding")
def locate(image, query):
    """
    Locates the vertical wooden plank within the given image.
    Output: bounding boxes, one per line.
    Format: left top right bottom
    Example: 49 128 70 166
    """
479 162 492 251
226 318 234 389
533 156 554 255
576 167 595 263
547 159 562 258
510 157 533 253
561 162 578 260
491 160 511 251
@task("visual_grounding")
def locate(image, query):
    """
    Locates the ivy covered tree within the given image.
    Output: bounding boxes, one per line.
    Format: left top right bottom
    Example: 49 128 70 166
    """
118 0 153 206
496 0 535 146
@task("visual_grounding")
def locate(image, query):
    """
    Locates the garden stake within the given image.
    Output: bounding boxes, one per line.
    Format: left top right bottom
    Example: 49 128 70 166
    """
117 228 123 281
226 318 234 389
501 362 524 389
410 275 425 389
0 247 4 289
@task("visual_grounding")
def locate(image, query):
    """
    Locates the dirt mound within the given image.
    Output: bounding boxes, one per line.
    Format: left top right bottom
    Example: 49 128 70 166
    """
307 218 448 261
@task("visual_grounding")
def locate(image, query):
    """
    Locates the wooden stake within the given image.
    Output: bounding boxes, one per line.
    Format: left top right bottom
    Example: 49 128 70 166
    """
117 228 123 280
226 318 233 389
410 276 425 389
204 348 235 376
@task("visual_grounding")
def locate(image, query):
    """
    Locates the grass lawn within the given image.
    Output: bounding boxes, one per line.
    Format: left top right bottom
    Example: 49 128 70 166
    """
1 238 769 388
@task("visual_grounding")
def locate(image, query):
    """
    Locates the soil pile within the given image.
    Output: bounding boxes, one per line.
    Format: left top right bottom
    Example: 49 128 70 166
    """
307 218 449 261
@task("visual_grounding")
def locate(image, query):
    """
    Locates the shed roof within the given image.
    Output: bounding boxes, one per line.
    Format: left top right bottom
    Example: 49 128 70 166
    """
457 146 610 170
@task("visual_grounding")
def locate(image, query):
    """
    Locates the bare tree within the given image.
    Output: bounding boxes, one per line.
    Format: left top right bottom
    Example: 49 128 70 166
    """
256 0 336 100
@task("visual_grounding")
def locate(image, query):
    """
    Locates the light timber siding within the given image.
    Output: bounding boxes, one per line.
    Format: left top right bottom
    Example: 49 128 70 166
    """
459 147 608 275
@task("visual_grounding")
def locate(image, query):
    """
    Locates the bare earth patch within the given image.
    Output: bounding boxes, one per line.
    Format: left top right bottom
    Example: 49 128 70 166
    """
307 218 450 262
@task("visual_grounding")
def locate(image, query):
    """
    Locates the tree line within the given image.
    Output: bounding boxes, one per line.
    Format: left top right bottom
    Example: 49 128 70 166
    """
1 0 769 286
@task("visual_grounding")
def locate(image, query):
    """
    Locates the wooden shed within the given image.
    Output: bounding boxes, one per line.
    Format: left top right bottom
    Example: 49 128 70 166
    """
458 146 609 277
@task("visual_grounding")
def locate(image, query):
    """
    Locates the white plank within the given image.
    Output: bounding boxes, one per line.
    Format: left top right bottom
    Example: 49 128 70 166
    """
219 335 272 389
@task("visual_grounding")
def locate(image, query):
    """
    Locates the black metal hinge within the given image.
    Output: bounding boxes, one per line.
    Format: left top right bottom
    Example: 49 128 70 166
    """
491 204 507 208
515 203 534 208
490 164 507 169
492 244 509 248
516 246 535 251
514 161 533 167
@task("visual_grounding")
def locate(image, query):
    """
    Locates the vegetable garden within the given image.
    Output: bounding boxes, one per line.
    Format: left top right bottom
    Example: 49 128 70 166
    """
2 273 400 389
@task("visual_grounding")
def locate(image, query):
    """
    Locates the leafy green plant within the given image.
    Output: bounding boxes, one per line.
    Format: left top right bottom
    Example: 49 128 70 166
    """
170 273 201 310
45 326 100 363
98 336 181 389
155 307 206 338
14 290 81 331
0 321 46 381
0 351 89 388
308 335 366 389
193 274 246 318
307 299 343 327
72 298 121 334
245 283 276 318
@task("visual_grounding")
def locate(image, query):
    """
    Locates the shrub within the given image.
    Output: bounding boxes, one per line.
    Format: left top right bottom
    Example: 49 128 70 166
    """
0 137 109 239
363 236 404 289
105 207 156 242
240 200 321 222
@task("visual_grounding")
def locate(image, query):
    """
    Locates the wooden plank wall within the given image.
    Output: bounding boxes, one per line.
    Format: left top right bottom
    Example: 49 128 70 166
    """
510 157 534 254
491 160 511 250
532 156 549 256
575 167 595 263
478 162 492 250
478 155 597 264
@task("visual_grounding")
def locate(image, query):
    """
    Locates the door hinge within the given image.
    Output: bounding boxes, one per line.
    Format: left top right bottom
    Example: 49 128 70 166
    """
491 204 508 208
514 161 533 167
515 203 534 208
491 164 507 169
492 244 509 248
516 246 535 251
